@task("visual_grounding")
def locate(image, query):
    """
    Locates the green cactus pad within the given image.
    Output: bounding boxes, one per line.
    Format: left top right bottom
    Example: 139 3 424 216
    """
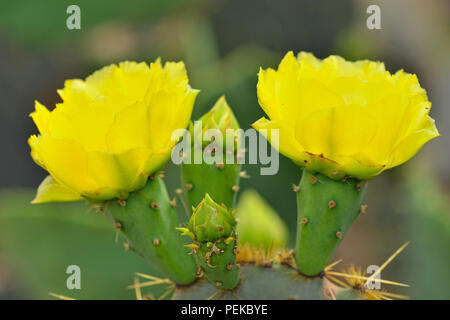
106 176 197 285
295 169 367 276
181 96 242 211
184 194 240 290
182 159 241 210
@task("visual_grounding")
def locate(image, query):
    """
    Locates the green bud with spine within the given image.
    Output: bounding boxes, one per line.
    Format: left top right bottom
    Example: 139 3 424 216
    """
181 96 242 212
180 193 240 290
106 175 197 285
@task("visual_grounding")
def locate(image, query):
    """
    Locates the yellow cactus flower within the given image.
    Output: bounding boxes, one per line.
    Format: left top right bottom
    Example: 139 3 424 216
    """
29 59 199 203
252 51 439 180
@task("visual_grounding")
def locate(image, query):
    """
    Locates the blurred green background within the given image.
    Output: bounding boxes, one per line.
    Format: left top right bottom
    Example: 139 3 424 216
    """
0 0 449 299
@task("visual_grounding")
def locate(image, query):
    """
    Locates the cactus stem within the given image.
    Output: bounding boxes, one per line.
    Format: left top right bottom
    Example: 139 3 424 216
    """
215 163 225 169
295 169 367 276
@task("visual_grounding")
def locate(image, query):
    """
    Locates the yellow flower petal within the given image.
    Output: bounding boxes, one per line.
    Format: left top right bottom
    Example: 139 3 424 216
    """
295 105 378 160
85 148 151 200
257 67 283 120
106 100 151 153
31 175 82 204
28 134 45 169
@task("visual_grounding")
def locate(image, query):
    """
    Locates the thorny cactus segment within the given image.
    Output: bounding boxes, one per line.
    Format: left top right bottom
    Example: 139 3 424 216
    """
182 194 240 290
236 189 289 249
181 161 241 212
106 175 197 285
181 96 242 211
295 169 367 276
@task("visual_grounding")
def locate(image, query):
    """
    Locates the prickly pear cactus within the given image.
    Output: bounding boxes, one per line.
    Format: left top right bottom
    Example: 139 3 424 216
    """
181 96 242 211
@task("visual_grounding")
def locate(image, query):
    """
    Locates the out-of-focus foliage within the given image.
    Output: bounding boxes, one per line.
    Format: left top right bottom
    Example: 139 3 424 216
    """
0 190 165 299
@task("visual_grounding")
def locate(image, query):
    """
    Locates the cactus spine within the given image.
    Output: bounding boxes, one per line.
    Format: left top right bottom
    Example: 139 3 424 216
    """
181 96 242 211
180 194 240 290
295 169 367 276
106 175 197 285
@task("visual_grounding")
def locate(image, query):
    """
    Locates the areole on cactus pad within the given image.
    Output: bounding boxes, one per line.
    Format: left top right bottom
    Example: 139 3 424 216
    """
26 52 438 299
